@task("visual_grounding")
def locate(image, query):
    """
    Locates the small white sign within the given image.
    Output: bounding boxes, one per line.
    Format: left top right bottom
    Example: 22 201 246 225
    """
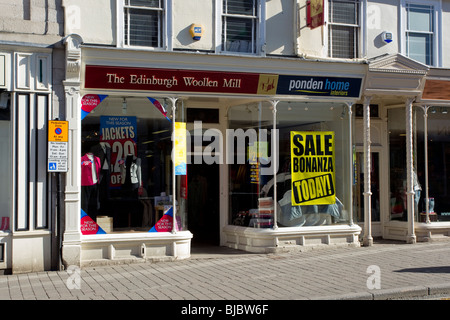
48 120 69 172
48 141 68 172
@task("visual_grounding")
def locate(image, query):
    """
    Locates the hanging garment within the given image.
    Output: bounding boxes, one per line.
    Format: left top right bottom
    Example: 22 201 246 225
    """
120 155 142 189
81 153 101 186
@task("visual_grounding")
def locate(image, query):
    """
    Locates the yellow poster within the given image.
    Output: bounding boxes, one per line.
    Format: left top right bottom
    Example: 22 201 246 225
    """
174 122 186 175
291 131 335 206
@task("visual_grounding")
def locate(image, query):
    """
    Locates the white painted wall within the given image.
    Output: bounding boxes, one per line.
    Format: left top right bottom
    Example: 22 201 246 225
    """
63 0 115 45
366 0 400 58
172 0 214 51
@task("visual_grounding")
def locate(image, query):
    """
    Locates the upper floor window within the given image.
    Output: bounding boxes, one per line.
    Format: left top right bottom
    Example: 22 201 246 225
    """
123 0 164 48
405 3 434 65
221 0 259 54
328 0 360 59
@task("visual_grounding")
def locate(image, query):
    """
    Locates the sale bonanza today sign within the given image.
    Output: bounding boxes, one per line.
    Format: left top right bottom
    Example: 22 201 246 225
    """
290 131 336 206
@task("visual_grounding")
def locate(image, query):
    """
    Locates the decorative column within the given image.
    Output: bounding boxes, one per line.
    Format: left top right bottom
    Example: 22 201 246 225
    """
346 102 354 226
405 98 416 244
363 96 373 246
270 100 279 230
169 97 178 234
61 34 83 268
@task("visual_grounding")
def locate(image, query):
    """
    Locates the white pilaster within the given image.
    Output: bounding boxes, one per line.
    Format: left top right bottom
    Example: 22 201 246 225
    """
61 34 83 267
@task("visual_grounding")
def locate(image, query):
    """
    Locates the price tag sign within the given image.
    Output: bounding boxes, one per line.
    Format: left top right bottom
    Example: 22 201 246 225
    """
48 120 69 172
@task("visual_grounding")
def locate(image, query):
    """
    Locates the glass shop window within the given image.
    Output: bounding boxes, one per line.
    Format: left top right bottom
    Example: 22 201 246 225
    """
0 92 11 230
415 106 450 222
228 101 352 228
80 96 186 234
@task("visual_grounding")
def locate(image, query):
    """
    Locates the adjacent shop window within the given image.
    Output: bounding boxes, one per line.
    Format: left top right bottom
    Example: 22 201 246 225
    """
388 108 408 221
405 3 435 66
415 106 450 222
0 92 10 231
228 102 352 228
222 0 259 53
328 0 360 59
123 0 164 47
80 96 187 234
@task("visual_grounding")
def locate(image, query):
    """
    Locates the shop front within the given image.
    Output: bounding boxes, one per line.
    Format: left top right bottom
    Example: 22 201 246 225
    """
61 41 367 267
412 67 450 241
357 54 450 244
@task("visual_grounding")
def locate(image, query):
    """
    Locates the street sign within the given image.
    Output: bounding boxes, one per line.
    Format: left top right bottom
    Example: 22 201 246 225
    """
48 120 68 172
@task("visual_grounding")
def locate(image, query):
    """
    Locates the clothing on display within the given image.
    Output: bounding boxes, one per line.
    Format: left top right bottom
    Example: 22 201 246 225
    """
90 142 112 215
120 154 142 192
81 153 101 186
81 153 101 216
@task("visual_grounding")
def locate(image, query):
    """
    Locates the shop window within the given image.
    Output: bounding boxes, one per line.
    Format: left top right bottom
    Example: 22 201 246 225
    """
388 108 408 221
405 3 435 66
0 92 11 230
228 102 352 228
228 102 274 227
222 0 259 54
80 96 187 234
123 0 164 48
415 106 450 222
328 0 360 59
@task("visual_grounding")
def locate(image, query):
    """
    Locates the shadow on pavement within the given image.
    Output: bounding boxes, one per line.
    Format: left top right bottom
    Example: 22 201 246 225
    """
394 266 450 273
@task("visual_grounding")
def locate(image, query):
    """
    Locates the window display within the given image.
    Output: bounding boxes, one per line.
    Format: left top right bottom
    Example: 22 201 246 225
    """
80 95 186 234
228 101 352 228
414 106 450 222
0 94 10 230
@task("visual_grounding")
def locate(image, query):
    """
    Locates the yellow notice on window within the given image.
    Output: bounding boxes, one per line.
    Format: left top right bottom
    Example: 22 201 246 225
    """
291 131 335 206
174 122 186 175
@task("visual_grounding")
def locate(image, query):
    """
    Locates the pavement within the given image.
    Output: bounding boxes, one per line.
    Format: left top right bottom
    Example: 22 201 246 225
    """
0 239 450 314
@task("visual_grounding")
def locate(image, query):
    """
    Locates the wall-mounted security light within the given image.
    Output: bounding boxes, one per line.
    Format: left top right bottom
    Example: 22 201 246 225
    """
382 31 393 44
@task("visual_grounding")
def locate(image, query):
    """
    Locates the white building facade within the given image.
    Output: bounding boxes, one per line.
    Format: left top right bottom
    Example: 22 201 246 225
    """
59 0 450 268
2 0 450 273
0 0 65 273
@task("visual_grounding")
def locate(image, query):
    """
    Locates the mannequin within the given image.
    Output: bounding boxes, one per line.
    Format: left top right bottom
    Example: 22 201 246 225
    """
90 142 112 214
81 152 101 217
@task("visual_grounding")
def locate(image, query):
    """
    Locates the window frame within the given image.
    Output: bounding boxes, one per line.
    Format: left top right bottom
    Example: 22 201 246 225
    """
327 0 361 59
216 0 266 55
117 0 172 50
402 1 440 67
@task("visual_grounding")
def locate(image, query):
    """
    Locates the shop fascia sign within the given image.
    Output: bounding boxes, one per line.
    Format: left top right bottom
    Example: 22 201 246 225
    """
84 65 362 98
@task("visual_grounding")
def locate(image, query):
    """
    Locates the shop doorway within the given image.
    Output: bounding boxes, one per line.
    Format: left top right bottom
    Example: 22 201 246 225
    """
187 163 220 246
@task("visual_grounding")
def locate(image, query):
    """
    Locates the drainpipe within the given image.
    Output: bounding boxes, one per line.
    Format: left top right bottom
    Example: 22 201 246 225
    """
363 96 373 246
405 98 416 244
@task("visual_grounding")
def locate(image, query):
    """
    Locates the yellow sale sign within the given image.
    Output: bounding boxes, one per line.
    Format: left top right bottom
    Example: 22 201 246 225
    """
290 131 335 206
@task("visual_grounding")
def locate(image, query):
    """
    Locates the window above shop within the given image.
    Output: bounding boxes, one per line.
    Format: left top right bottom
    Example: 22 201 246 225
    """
118 0 167 49
404 2 438 66
220 0 264 55
327 0 360 59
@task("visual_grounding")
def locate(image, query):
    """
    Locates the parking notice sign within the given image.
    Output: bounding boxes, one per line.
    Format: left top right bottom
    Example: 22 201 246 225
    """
48 120 69 172
48 121 68 142
290 131 336 206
